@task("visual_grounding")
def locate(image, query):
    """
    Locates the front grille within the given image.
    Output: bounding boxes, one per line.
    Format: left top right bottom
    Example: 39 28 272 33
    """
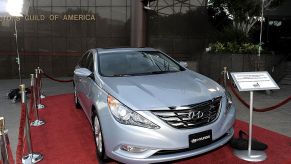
152 97 222 129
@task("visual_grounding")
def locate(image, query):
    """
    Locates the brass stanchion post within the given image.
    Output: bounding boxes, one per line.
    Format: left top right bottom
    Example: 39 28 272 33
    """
37 67 45 99
30 74 45 127
221 66 229 88
223 67 227 88
20 84 44 164
0 117 9 164
35 69 45 110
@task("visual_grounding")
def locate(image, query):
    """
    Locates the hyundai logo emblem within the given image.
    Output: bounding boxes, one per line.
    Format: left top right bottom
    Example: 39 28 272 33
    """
209 105 215 110
188 111 204 120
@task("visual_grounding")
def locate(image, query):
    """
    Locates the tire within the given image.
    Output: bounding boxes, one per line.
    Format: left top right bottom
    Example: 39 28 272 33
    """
92 113 107 161
74 85 81 109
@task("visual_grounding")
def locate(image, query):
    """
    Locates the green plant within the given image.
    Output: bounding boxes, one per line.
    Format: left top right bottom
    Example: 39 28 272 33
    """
209 42 225 53
208 0 283 37
208 41 260 54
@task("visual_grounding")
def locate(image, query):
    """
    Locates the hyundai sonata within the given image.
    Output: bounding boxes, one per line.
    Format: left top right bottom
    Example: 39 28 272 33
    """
73 48 235 164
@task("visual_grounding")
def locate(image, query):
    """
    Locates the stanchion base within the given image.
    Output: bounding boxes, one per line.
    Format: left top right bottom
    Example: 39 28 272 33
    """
233 149 267 162
22 153 43 164
37 104 45 109
30 120 45 127
40 94 46 99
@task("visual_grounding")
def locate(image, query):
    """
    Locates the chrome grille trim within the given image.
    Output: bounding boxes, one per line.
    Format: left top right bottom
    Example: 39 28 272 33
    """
152 97 222 129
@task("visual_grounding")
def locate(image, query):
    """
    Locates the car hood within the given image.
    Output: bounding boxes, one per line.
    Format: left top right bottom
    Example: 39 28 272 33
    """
100 70 225 111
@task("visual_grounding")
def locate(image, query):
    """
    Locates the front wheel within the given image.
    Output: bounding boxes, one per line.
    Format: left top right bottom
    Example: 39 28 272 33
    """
93 113 107 161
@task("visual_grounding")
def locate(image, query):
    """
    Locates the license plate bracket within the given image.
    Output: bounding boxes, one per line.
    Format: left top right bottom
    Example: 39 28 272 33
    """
189 130 212 149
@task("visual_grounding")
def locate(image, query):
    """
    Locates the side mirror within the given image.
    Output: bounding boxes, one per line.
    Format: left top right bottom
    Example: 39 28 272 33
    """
74 68 92 77
179 61 188 68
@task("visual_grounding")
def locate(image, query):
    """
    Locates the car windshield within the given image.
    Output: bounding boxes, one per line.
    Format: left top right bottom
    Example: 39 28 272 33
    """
98 51 185 77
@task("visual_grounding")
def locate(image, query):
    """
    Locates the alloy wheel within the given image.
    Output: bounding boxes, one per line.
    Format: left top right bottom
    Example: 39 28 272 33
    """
73 86 81 109
94 115 103 155
74 88 78 104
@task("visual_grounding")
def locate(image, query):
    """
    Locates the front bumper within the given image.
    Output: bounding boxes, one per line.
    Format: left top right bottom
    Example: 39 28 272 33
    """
99 103 235 164
112 128 233 164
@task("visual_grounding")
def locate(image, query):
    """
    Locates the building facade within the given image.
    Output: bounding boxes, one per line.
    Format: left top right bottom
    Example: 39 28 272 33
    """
0 0 211 78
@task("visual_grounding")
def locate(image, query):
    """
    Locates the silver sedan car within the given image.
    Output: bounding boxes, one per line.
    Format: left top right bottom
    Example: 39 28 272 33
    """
73 48 235 164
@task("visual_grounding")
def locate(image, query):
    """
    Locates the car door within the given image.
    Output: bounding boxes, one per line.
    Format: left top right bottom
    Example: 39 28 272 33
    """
75 52 89 109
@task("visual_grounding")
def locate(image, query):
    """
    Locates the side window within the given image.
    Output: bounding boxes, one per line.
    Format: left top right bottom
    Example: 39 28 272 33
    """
79 52 89 68
86 53 94 72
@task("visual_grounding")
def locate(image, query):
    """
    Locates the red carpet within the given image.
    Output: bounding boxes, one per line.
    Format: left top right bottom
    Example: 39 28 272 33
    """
26 94 291 164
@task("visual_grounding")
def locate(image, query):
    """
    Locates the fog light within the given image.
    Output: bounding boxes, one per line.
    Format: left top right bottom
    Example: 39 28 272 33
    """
120 145 148 153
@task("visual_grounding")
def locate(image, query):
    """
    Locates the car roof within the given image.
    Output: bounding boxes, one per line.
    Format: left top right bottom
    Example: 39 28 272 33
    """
95 47 158 54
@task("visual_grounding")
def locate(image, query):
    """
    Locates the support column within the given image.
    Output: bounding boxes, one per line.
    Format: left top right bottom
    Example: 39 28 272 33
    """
131 0 146 47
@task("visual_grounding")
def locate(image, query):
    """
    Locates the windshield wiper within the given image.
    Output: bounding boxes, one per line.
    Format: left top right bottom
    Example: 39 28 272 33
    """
110 70 178 77
111 74 132 77
150 70 179 74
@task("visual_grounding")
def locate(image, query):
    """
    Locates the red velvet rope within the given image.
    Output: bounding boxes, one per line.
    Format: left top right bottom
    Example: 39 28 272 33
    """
229 82 291 112
41 71 73 83
36 73 41 105
0 134 15 164
16 103 27 164
6 135 15 164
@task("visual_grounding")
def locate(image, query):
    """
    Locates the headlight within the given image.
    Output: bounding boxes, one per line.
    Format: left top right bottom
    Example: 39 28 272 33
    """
225 91 233 113
107 95 160 129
